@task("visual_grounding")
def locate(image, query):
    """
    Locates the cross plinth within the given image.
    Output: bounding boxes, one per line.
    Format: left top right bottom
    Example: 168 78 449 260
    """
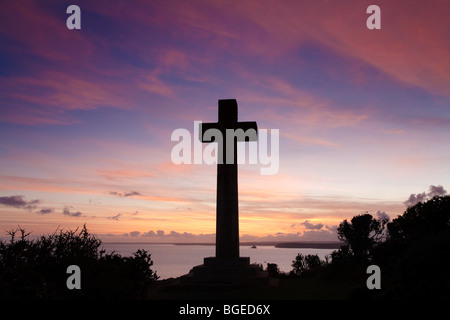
187 99 261 283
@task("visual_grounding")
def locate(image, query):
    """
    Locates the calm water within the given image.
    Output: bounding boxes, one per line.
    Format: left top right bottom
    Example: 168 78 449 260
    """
101 243 335 280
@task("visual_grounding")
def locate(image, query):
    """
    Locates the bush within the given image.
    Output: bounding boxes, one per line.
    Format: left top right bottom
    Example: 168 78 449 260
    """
388 195 450 245
287 196 450 299
337 213 388 260
291 254 323 276
266 263 280 277
0 225 159 299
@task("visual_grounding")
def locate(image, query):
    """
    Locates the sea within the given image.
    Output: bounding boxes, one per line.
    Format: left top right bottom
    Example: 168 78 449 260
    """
101 243 336 280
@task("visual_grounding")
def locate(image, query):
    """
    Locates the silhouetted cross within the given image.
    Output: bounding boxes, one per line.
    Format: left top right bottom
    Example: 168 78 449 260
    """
199 99 258 261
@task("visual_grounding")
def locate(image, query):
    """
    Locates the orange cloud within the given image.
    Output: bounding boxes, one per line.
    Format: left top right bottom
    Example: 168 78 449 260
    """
96 168 154 182
0 175 102 196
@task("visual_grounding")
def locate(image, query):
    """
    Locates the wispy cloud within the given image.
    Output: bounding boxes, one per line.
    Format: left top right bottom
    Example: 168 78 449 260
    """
102 227 339 243
96 168 154 182
62 206 83 217
300 220 324 230
108 191 141 198
107 213 122 221
106 211 139 221
0 1 449 241
38 208 54 215
0 195 40 211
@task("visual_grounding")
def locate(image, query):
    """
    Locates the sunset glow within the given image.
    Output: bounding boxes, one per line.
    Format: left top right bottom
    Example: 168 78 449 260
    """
1 0 449 243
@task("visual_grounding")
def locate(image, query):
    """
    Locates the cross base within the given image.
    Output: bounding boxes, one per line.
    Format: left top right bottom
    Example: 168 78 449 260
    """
203 256 250 268
184 256 266 284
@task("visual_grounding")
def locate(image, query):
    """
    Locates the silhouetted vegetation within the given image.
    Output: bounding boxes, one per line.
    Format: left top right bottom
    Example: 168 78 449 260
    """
372 195 450 298
2 196 449 300
266 263 280 277
288 196 450 299
0 224 158 299
337 213 388 260
291 253 323 276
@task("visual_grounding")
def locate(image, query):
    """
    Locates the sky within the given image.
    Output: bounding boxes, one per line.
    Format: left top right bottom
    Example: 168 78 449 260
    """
0 0 449 243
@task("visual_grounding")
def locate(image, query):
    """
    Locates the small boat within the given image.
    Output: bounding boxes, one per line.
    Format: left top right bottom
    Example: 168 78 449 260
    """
251 245 257 249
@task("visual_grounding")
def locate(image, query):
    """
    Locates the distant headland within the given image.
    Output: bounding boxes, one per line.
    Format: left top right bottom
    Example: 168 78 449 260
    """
172 241 342 249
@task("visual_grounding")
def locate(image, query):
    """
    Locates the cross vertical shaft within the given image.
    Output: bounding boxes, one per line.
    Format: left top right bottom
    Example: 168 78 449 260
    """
200 99 257 263
216 134 239 260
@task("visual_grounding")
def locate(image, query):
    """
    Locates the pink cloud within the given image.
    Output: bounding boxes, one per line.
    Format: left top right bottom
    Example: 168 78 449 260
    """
96 167 154 182
1 1 448 241
0 1 93 63
0 175 103 196
138 70 176 97
177 0 450 97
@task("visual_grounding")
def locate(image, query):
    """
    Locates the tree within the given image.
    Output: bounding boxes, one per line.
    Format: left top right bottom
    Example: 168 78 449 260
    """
291 254 306 275
378 195 450 298
291 253 322 276
337 213 388 259
387 195 450 245
266 263 280 277
0 225 159 299
330 244 352 265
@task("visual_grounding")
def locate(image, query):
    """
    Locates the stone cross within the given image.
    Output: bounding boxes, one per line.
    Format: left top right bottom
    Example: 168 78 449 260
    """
199 99 258 262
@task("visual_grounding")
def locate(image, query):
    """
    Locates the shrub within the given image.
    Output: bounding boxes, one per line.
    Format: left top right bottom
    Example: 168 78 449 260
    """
266 263 280 277
0 225 158 299
291 254 323 276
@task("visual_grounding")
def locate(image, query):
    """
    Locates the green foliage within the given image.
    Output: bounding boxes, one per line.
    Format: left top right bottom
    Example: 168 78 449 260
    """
0 225 158 299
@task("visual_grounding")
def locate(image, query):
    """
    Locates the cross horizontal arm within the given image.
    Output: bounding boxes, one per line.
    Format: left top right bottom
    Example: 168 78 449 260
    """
199 122 220 143
199 121 258 143
234 121 258 142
